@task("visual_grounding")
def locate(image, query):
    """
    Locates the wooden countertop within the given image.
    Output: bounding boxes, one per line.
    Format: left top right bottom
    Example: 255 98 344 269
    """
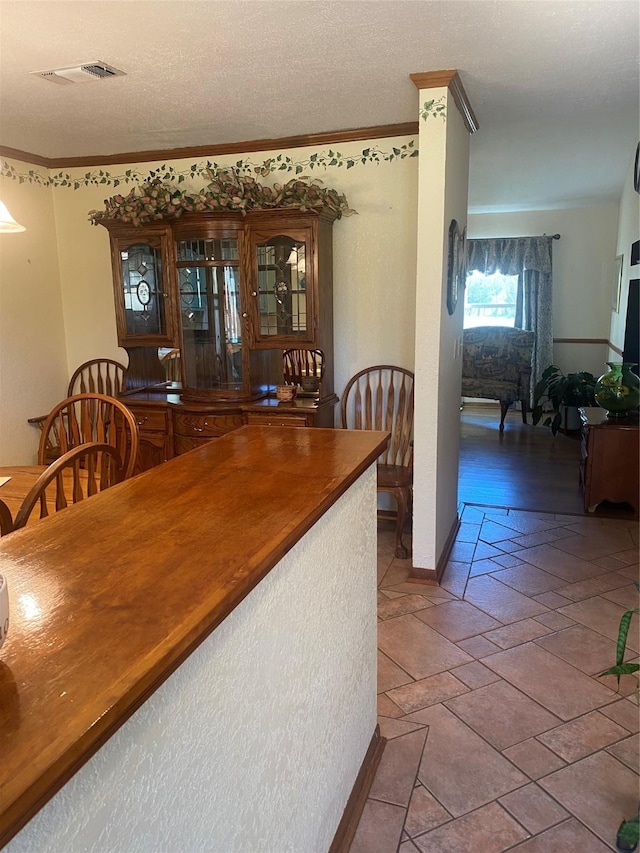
0 426 388 846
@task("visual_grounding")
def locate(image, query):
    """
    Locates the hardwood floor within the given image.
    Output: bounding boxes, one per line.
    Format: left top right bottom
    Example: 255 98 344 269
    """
459 404 636 518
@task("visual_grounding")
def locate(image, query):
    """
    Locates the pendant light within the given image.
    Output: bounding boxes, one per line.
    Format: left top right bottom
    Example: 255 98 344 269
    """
0 201 25 233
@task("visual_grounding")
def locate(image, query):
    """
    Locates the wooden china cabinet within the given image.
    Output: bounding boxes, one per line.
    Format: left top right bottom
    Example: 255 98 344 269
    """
99 209 338 471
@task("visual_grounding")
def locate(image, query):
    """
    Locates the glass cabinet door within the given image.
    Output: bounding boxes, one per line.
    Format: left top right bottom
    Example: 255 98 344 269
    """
176 236 245 396
249 228 315 347
114 234 175 345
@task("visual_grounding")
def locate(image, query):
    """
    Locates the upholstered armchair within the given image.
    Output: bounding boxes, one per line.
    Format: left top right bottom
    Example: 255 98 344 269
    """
461 326 535 431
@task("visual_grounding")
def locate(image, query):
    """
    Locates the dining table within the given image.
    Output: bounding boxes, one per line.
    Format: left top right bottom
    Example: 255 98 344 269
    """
0 464 88 531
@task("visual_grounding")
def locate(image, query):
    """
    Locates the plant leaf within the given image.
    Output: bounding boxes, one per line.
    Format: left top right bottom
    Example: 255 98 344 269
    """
615 608 640 666
618 815 640 847
600 663 640 678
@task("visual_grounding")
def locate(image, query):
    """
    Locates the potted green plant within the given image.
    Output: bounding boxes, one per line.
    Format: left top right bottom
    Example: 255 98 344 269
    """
599 605 639 852
532 365 597 435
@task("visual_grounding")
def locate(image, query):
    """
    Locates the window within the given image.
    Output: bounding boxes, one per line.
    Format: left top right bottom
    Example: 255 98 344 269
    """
463 270 518 329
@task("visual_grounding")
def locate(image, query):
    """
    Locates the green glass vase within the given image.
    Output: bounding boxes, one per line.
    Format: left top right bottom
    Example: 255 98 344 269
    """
594 362 640 419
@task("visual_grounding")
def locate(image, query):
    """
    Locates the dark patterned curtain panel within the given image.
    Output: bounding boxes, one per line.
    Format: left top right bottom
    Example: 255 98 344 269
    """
466 236 554 402
466 237 553 277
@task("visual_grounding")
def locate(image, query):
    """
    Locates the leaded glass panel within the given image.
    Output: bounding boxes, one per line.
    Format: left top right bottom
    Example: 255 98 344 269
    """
120 243 166 337
256 236 307 338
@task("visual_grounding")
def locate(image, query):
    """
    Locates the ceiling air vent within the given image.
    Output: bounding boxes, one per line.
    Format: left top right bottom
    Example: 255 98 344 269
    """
31 62 126 85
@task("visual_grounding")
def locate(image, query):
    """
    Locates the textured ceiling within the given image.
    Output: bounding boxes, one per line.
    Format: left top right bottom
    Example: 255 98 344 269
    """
0 0 638 212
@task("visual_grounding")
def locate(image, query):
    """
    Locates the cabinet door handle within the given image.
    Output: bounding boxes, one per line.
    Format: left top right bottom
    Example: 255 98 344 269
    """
242 312 248 319
251 291 257 297
136 416 148 426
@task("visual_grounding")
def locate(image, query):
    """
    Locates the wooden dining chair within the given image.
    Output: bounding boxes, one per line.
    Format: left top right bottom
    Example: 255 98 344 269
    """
67 358 127 397
0 500 14 536
282 349 325 386
13 443 125 530
160 348 181 383
28 358 127 462
341 365 414 559
37 393 139 480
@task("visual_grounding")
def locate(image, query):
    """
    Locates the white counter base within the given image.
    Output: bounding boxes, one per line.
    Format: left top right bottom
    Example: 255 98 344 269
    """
7 465 378 853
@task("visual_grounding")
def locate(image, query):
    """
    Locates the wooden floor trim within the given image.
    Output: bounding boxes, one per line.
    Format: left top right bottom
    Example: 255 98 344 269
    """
408 511 460 583
329 725 386 853
553 337 609 345
436 509 462 583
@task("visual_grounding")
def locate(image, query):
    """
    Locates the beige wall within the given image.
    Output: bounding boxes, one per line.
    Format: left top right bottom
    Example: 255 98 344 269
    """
1 142 418 463
413 87 470 571
52 180 124 371
45 141 418 415
0 166 67 464
609 149 639 359
467 204 619 378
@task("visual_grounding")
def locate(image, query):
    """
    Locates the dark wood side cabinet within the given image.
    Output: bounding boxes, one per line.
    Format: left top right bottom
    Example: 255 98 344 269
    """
100 209 338 470
124 395 176 474
579 407 639 516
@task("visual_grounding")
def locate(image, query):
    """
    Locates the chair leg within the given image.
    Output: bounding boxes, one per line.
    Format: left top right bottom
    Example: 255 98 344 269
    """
393 487 410 560
521 399 528 424
499 401 511 432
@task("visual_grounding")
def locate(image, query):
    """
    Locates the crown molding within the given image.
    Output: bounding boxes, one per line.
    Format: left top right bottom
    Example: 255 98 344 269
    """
0 123 419 170
410 70 479 134
0 145 51 168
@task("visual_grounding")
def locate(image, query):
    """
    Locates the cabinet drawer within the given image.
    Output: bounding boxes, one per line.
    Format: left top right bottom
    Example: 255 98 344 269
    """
243 413 310 428
173 411 243 437
128 406 168 432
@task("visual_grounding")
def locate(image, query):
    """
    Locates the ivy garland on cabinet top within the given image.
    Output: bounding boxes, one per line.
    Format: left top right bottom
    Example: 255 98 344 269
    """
88 167 356 226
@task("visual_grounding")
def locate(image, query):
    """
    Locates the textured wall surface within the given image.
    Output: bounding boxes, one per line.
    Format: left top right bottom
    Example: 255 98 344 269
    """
413 86 469 571
0 171 68 464
610 153 639 355
6 465 378 853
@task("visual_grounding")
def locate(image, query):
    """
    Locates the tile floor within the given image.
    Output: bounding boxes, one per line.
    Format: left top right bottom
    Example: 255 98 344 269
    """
351 506 639 853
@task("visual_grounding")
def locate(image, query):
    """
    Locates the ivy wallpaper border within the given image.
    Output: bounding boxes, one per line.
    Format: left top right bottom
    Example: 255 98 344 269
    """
0 139 419 192
419 97 447 122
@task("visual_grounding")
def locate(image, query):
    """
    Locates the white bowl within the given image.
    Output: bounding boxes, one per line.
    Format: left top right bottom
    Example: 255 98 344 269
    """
0 575 8 651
